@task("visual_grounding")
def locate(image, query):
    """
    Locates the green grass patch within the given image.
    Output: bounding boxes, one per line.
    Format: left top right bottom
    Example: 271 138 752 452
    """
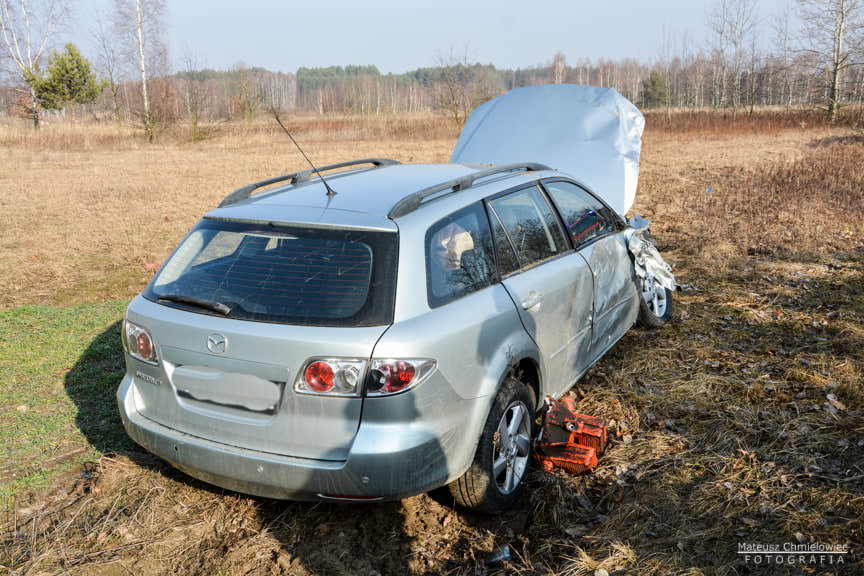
0 301 131 502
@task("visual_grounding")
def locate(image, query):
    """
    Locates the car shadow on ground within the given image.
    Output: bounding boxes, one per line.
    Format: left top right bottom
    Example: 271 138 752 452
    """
62 319 200 480
63 319 134 456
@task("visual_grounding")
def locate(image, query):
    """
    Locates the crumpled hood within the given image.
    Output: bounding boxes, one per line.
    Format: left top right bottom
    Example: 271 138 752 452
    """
451 84 644 216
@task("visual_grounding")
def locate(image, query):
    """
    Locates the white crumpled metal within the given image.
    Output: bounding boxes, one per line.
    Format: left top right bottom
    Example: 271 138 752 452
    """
451 84 644 216
627 216 677 292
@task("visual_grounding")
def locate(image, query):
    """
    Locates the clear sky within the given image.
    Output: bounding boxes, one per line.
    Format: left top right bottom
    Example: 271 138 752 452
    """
71 0 799 74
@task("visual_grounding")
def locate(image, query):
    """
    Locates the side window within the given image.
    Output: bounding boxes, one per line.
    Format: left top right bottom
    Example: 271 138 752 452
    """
488 210 521 277
544 180 616 248
425 203 496 308
487 186 568 272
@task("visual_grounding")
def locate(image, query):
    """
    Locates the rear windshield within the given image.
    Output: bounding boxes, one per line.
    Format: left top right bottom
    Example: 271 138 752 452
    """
144 219 397 326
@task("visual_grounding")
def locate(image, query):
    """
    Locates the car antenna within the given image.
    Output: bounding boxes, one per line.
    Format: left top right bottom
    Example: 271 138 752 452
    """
272 110 337 197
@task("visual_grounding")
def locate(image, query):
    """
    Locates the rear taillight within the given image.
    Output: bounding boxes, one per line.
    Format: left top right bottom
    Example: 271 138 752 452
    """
304 361 336 392
123 320 158 365
294 358 437 397
366 359 436 396
295 358 365 396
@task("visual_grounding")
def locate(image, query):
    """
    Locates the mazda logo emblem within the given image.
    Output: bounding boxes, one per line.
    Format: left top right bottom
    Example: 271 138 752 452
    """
207 333 227 354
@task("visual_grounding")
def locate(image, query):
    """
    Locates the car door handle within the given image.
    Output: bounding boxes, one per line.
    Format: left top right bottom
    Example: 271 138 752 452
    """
521 291 544 310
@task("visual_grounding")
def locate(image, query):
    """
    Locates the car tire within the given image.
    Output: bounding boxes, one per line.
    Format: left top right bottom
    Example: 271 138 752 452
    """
637 273 673 328
449 377 534 514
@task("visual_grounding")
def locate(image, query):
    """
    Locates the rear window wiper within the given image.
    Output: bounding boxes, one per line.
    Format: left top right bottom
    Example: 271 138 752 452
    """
158 294 232 316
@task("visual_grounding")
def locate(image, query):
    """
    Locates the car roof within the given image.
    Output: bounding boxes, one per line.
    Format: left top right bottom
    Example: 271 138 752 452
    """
253 163 476 212
205 161 558 230
205 84 645 229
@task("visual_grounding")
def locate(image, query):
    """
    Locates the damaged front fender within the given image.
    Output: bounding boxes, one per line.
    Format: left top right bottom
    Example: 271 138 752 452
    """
626 216 677 293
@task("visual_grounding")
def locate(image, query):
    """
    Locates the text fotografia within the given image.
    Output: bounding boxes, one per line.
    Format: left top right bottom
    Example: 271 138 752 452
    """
738 542 850 566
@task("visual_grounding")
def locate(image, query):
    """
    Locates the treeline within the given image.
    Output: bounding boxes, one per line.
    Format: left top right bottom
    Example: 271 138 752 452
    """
2 51 863 123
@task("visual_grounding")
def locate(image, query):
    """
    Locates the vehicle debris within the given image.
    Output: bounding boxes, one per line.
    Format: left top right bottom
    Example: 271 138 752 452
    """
627 216 677 295
533 396 608 475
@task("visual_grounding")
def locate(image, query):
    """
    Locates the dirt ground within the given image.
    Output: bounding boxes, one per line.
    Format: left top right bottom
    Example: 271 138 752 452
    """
1 116 862 575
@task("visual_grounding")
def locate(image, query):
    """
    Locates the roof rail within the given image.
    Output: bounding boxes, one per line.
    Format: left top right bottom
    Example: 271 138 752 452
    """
218 158 400 207
388 162 550 218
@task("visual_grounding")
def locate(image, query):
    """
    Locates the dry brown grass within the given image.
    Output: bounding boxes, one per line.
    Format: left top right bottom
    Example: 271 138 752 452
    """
0 115 454 309
1 112 862 575
643 107 841 135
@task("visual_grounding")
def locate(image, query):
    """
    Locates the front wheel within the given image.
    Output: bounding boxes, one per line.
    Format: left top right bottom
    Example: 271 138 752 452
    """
637 274 673 328
449 377 534 514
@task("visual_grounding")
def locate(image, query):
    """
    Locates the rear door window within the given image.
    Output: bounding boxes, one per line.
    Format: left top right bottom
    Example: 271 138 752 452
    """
146 219 397 326
426 203 496 307
487 185 568 272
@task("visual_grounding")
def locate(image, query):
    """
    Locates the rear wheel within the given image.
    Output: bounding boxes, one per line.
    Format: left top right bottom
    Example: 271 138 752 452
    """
637 274 673 328
449 377 534 514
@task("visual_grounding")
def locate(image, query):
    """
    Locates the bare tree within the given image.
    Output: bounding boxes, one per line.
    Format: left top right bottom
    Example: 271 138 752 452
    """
92 14 123 122
433 46 494 129
180 52 209 140
729 0 757 117
709 0 758 118
229 63 260 121
257 70 296 114
0 0 67 127
658 25 675 114
113 0 167 140
708 2 729 107
797 0 864 119
744 30 762 112
679 30 707 107
770 7 797 107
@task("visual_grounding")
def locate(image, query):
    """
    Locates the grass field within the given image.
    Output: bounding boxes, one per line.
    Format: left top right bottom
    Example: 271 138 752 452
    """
0 112 862 575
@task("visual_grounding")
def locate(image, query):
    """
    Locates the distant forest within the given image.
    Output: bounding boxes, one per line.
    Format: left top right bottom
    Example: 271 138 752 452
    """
3 0 864 130
2 0 864 132
3 52 863 126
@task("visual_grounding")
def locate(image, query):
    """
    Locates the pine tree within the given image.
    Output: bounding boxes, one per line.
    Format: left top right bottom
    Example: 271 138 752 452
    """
27 44 104 120
641 71 670 108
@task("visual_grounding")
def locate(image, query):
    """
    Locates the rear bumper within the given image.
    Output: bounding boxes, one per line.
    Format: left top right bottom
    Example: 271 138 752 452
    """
117 376 463 501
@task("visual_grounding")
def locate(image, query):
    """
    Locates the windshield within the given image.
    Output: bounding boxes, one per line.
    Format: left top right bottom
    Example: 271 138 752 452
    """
145 219 397 326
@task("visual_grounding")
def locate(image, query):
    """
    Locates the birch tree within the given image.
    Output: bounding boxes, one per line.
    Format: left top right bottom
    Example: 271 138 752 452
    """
797 0 864 119
0 0 67 127
551 52 567 84
113 0 166 140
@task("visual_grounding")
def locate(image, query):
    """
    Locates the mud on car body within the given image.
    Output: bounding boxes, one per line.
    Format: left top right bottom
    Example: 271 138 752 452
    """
118 84 676 513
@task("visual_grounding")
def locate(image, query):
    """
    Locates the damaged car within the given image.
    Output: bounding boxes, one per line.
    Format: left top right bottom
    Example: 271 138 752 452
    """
117 84 676 513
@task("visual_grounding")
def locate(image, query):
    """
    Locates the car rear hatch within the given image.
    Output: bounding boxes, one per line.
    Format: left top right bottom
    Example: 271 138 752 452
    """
129 217 397 461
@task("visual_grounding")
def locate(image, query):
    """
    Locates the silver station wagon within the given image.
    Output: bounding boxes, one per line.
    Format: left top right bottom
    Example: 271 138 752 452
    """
117 85 676 513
